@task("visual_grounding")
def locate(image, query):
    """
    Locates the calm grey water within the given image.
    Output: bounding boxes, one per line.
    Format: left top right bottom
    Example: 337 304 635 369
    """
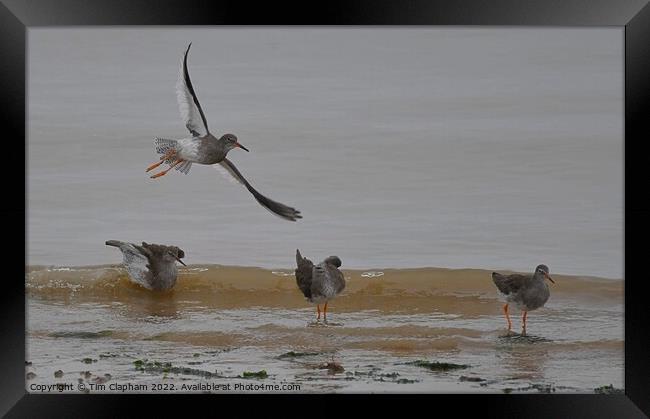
27 28 623 278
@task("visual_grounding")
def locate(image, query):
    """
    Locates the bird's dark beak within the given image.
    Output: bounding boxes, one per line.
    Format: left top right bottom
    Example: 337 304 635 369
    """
544 272 555 284
235 142 249 152
175 256 186 266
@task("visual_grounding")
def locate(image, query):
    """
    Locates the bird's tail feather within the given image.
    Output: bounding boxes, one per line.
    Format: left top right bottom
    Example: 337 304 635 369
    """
175 160 192 175
105 240 124 248
154 138 192 174
296 249 313 269
154 138 178 155
154 138 179 163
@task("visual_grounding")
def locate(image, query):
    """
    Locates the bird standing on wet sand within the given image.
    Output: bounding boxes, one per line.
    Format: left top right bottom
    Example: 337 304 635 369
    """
492 264 555 334
145 43 301 222
295 249 345 322
105 240 186 291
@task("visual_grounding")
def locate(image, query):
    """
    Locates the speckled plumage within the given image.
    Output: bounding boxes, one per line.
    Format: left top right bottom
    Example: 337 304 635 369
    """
295 250 345 305
105 240 186 291
492 264 554 332
492 265 552 311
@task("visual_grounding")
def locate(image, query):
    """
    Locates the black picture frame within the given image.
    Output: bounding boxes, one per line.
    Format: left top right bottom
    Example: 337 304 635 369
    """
5 0 649 416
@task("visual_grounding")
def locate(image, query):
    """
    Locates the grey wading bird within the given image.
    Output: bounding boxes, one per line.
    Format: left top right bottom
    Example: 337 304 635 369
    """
106 240 186 291
295 249 346 322
146 43 302 222
492 264 555 334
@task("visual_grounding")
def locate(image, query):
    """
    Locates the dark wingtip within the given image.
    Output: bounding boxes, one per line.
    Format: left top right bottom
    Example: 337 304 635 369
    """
276 208 302 222
286 209 302 222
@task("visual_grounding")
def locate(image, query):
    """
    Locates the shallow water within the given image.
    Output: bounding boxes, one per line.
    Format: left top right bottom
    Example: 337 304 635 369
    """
26 265 623 393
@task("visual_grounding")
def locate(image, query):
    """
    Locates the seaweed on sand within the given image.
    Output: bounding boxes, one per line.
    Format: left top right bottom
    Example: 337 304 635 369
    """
240 370 268 379
405 360 469 371
594 384 624 394
133 359 221 378
50 330 113 339
459 375 485 382
278 351 322 359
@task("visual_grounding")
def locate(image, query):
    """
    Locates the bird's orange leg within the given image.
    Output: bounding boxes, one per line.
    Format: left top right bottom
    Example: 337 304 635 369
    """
503 304 512 331
522 311 528 334
146 150 176 173
323 302 328 322
150 159 183 179
316 305 321 320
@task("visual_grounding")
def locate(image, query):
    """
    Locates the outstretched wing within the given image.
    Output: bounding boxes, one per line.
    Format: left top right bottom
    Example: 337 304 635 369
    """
114 243 154 289
176 43 210 137
218 158 302 221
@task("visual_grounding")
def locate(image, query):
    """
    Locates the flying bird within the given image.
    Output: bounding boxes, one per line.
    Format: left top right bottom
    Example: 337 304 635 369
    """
295 249 346 322
492 264 555 334
106 240 186 291
146 43 302 222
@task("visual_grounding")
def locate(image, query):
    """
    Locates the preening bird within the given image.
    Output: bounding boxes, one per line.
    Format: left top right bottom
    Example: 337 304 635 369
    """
295 249 346 322
106 240 186 291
